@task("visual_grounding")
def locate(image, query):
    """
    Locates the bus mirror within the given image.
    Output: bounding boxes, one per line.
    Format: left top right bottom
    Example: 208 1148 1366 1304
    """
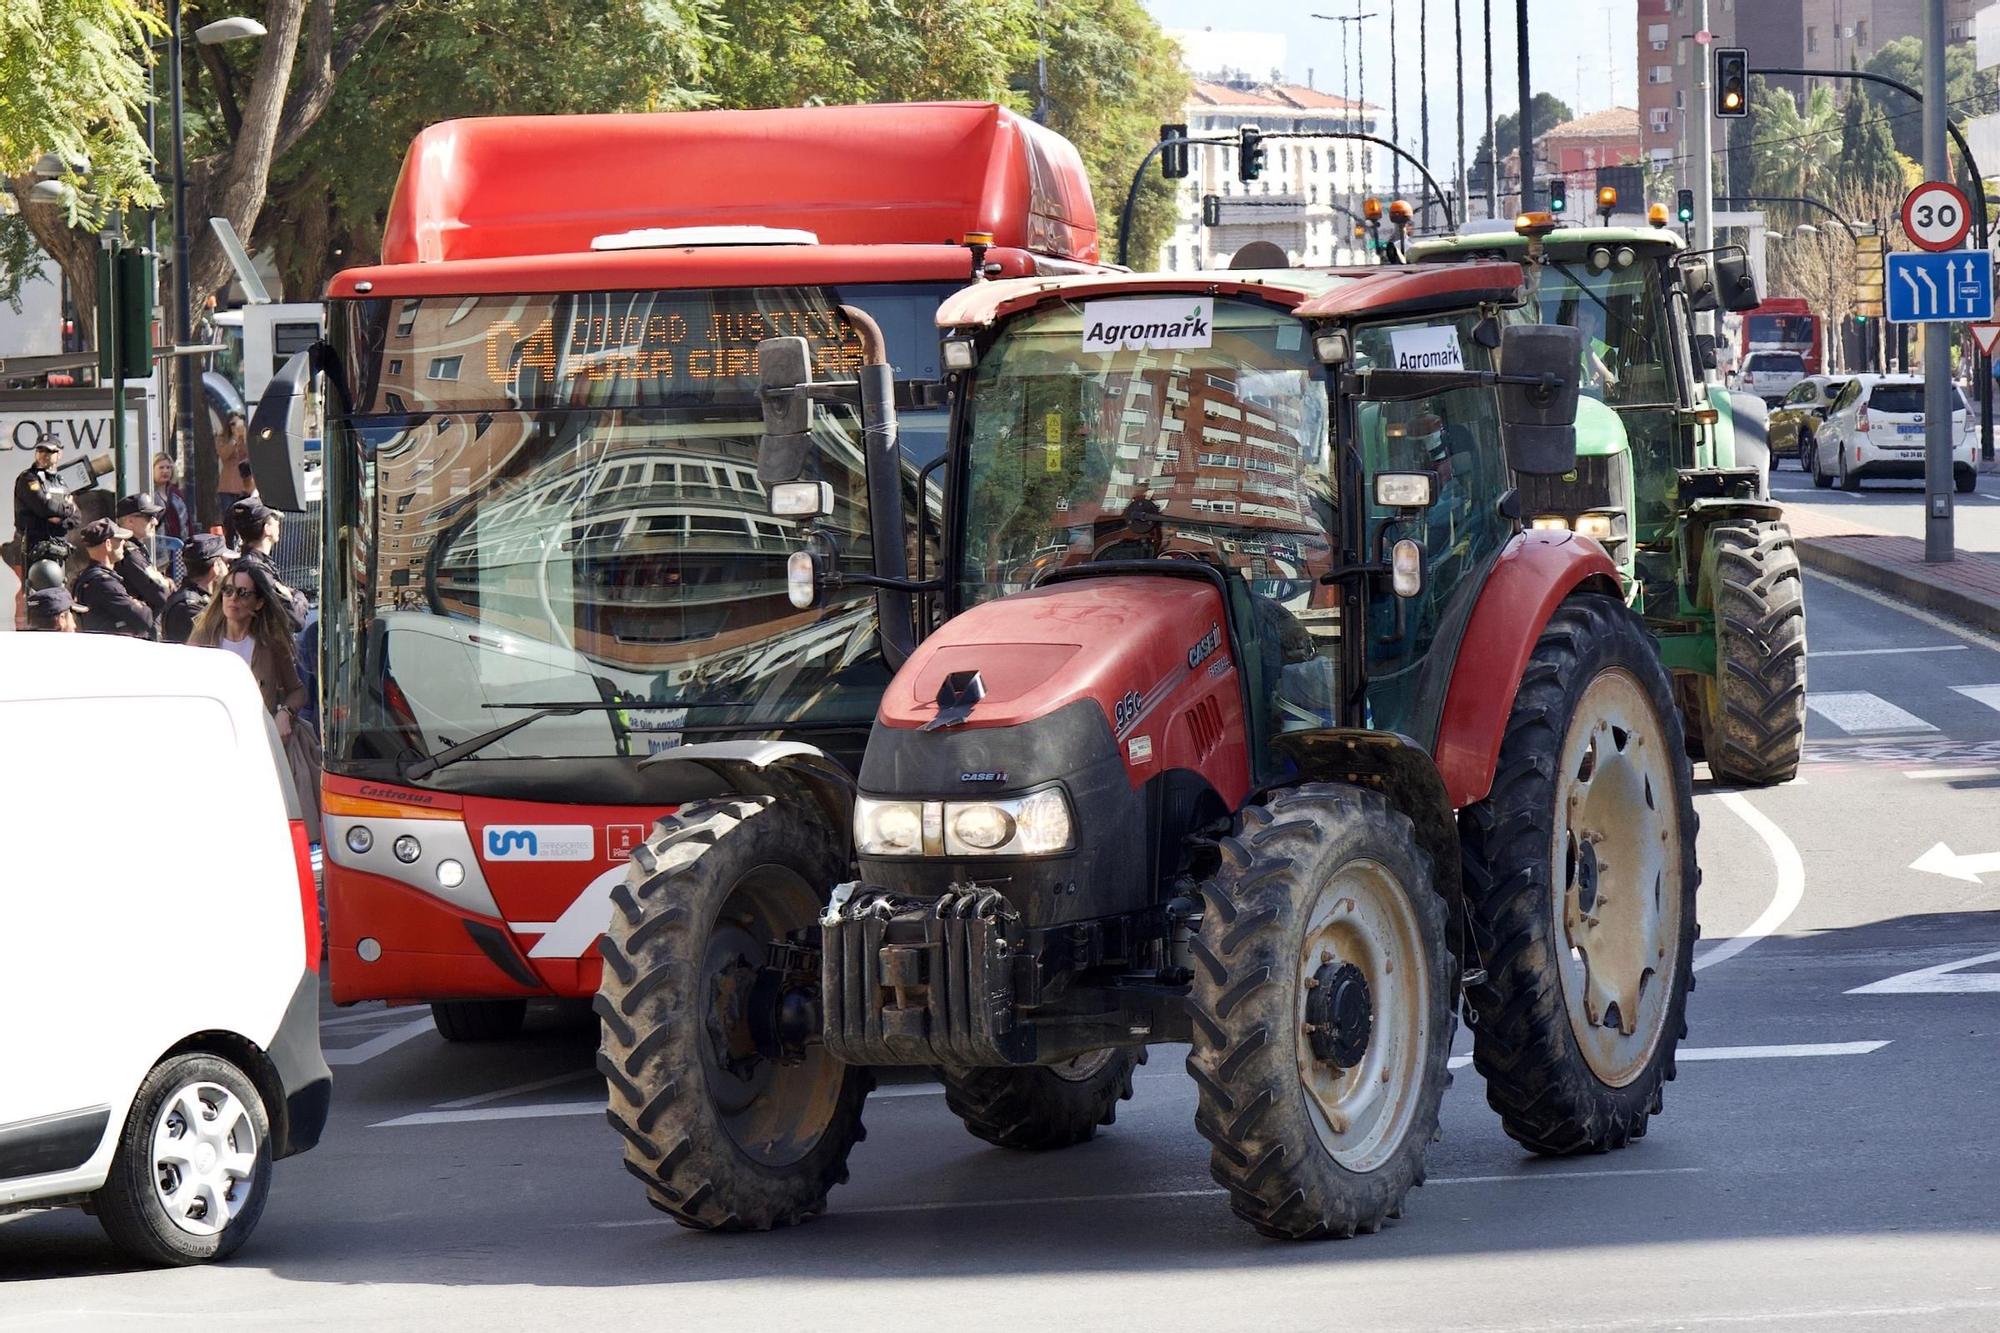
1714 253 1761 312
247 347 315 513
1497 324 1583 476
757 336 815 484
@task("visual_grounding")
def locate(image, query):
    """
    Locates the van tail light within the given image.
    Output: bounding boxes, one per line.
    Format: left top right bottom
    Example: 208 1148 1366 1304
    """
290 819 323 972
1855 405 1870 432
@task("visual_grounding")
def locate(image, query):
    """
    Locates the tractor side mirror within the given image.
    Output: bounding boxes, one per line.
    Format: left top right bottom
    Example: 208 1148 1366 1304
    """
1699 337 1719 370
247 346 318 513
1713 253 1761 312
756 336 815 487
1497 324 1583 476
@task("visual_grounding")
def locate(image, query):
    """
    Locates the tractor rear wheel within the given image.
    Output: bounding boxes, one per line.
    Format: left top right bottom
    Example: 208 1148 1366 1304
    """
1188 785 1452 1240
941 1048 1144 1151
1460 594 1699 1156
596 797 869 1231
1700 520 1807 786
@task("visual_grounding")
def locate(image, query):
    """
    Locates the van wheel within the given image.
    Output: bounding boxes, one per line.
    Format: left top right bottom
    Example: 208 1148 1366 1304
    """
94 1054 272 1266
431 999 528 1042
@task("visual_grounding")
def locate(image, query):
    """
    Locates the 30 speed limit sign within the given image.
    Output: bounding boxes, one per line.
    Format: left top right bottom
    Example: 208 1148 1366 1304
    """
1901 181 1973 251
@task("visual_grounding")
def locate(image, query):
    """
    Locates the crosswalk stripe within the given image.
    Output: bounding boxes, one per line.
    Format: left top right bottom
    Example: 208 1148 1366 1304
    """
1950 683 2000 715
1807 691 1938 735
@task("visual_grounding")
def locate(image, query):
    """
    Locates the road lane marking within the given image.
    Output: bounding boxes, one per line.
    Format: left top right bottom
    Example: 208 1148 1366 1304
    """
1903 766 2000 780
1811 643 1968 658
1951 683 2000 715
325 1015 435 1067
1805 691 1938 735
588 1167 1705 1225
375 1079 948 1127
1675 1041 1888 1060
1695 792 1806 971
435 1068 598 1110
1847 948 2000 994
317 1004 398 1030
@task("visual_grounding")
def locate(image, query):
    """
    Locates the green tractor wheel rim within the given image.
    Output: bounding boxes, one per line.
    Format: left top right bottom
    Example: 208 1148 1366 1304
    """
1550 668 1685 1088
1294 858 1430 1173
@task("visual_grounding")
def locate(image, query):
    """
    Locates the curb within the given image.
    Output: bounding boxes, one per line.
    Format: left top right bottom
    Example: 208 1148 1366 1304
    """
1796 538 2000 638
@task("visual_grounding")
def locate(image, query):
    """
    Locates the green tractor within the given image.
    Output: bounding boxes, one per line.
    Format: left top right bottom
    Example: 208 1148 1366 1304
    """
1414 217 1806 786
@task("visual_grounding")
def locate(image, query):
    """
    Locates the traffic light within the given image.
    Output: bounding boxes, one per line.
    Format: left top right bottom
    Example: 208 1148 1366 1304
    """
1160 123 1189 180
1676 188 1695 224
1238 124 1266 182
1201 194 1221 227
1548 178 1567 214
95 245 153 382
1715 47 1749 117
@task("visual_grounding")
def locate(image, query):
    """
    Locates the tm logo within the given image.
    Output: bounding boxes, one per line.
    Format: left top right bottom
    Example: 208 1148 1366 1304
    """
487 829 537 857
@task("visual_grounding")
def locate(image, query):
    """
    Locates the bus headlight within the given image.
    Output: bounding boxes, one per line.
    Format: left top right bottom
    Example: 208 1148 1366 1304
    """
855 798 924 855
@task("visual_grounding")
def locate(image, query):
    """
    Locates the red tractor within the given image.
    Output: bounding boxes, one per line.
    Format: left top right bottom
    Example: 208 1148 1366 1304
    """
597 264 1700 1239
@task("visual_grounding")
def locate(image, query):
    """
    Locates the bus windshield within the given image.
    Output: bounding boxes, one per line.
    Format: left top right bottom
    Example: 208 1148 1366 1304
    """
322 282 954 795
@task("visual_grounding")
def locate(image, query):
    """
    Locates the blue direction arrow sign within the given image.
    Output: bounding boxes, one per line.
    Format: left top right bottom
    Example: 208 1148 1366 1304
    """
1885 249 1993 323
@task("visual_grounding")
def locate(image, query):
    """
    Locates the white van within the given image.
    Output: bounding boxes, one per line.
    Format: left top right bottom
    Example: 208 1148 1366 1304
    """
0 635 329 1264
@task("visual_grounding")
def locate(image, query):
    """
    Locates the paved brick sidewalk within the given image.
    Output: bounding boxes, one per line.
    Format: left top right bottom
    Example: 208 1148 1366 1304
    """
1784 503 2000 635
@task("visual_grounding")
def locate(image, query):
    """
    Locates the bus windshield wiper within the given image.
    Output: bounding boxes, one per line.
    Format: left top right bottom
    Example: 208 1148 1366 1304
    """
400 705 595 782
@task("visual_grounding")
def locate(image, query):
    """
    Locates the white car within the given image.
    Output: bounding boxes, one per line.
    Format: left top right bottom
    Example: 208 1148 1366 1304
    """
1734 350 1809 407
0 635 329 1265
1811 374 1978 494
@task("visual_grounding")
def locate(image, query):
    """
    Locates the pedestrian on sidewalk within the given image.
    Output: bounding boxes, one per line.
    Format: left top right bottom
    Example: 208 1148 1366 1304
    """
161 533 229 645
189 561 321 838
70 519 155 638
24 586 79 632
113 494 173 623
147 453 195 544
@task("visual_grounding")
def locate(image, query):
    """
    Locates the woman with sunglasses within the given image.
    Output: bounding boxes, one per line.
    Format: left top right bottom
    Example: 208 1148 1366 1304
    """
189 563 307 739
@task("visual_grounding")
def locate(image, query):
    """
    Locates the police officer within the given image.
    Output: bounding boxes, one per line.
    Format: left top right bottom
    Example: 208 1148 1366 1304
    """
71 518 155 638
113 493 173 619
162 532 228 645
24 586 79 632
12 438 79 556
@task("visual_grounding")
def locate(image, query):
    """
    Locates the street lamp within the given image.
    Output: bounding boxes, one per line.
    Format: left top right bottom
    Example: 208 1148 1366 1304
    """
1793 223 1819 238
164 4 264 521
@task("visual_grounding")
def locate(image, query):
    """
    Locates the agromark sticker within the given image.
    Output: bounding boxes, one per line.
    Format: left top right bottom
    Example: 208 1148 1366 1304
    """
1080 297 1215 353
1388 325 1466 372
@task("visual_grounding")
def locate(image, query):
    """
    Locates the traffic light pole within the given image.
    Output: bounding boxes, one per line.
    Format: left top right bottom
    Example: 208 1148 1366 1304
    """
1692 3 1716 340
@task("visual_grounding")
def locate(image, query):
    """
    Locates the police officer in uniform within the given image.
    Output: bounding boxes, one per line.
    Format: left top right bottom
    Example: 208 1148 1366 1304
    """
25 586 79 632
161 532 229 645
113 493 173 620
71 518 155 638
11 438 79 557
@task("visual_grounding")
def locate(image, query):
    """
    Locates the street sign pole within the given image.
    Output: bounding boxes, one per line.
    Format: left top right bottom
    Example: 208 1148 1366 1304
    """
1924 5 1953 564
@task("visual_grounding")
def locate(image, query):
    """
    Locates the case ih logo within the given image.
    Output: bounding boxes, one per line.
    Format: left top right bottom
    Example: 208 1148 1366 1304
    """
484 825 595 861
1187 623 1223 670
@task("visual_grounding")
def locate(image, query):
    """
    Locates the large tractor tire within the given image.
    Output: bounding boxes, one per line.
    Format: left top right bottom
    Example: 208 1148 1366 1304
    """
1459 594 1699 1156
596 797 870 1231
1187 785 1453 1240
1700 520 1807 786
941 1048 1144 1151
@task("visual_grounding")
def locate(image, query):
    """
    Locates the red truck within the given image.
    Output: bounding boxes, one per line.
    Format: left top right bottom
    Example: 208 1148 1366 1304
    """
293 103 1107 1039
1739 295 1821 376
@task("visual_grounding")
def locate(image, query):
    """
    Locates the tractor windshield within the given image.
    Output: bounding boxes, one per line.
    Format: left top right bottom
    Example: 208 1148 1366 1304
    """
1536 252 1678 409
954 295 1345 732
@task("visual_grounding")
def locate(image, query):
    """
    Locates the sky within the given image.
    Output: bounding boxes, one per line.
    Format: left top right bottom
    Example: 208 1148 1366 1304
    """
1141 0 1640 186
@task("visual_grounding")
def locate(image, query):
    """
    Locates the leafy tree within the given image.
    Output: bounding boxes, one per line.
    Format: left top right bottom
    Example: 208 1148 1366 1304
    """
1747 82 1839 201
1862 37 2000 166
1835 83 1904 199
1468 92 1572 195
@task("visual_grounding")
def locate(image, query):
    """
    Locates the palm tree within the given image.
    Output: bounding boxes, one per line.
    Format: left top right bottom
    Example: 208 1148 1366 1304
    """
1749 83 1841 200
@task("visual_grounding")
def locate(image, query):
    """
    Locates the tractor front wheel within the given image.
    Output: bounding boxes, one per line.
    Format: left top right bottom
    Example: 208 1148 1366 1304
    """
1700 520 1807 786
596 797 870 1231
1460 594 1699 1155
941 1048 1144 1151
1188 785 1452 1240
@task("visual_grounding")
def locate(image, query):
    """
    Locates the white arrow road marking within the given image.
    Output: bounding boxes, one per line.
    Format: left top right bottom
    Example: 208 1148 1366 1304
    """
1694 792 1806 971
1847 948 2000 994
1950 683 2000 715
1907 842 2000 882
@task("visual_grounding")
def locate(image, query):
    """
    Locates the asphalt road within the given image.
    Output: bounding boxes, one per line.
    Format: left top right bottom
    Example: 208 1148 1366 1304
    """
6 572 2000 1331
1770 451 2000 556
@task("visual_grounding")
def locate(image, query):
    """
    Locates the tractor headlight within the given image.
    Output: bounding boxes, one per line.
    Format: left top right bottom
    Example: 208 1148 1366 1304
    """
948 803 1015 852
855 798 925 856
1574 511 1618 541
1530 515 1570 531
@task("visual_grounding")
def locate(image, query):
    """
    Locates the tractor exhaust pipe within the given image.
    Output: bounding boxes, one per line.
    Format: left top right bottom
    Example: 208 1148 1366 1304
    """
839 304 917 668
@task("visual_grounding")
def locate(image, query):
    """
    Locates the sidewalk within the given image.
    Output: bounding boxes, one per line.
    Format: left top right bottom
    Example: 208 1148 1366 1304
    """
1786 502 2000 637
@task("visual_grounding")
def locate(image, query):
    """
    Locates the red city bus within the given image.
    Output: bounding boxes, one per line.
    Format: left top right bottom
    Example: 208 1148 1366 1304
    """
1739 296 1820 375
306 103 1105 1038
